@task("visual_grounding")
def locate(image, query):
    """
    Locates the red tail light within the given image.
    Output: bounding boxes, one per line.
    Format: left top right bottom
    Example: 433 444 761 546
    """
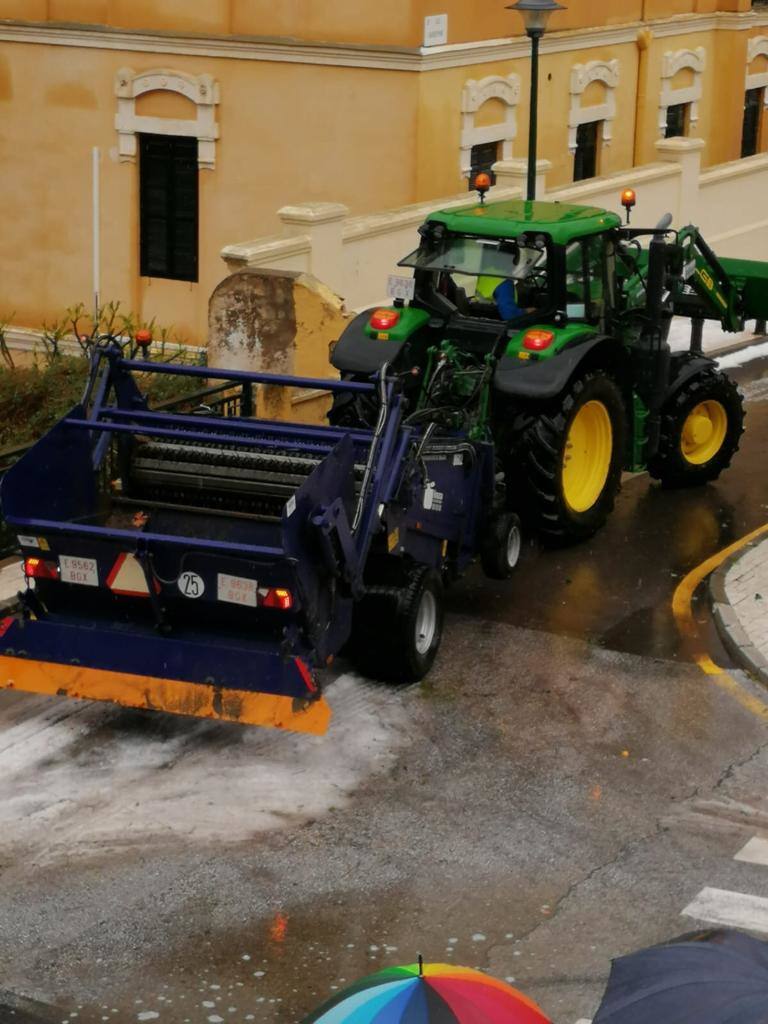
262 588 294 611
369 309 400 331
24 557 59 580
523 329 555 352
0 616 14 638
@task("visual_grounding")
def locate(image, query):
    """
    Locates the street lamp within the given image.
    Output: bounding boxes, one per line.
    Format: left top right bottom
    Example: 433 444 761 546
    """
507 0 566 202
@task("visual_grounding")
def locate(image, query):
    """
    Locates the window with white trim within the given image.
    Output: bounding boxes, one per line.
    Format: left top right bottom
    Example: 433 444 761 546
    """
568 60 619 179
659 48 705 137
460 74 520 180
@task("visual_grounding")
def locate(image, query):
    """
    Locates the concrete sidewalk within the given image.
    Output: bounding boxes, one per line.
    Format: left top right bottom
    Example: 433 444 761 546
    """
711 537 768 685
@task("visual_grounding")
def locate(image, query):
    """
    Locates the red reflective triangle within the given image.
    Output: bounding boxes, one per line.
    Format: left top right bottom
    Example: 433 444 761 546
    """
106 553 151 598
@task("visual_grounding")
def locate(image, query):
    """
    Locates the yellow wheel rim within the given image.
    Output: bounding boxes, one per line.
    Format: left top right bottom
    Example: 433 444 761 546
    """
562 400 613 513
680 401 728 465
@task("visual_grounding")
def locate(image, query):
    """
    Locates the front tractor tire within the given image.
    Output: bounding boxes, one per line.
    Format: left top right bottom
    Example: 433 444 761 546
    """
508 372 626 545
647 368 745 488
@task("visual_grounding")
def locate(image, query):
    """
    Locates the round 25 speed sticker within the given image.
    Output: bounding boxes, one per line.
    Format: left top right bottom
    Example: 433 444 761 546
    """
178 571 205 599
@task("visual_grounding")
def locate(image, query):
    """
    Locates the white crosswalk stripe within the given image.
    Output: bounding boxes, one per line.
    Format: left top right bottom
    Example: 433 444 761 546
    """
682 885 768 934
735 836 768 867
575 836 768 1024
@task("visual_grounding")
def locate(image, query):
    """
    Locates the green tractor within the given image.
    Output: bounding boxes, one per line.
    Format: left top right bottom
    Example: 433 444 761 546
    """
330 192 768 544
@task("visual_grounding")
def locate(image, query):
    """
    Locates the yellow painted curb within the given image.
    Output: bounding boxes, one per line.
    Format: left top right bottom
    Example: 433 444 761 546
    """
672 523 768 721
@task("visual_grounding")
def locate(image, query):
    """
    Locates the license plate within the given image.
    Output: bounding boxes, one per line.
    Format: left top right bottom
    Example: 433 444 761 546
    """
386 274 415 301
217 573 257 608
60 555 99 587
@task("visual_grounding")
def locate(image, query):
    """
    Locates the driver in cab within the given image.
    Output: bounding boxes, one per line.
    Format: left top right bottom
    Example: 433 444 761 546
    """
474 275 527 320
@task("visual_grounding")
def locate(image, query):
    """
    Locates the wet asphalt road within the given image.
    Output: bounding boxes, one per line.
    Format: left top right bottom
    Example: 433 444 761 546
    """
449 356 768 664
0 357 767 1024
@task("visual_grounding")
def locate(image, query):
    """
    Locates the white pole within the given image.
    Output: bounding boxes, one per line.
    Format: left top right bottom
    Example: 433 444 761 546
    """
92 146 100 328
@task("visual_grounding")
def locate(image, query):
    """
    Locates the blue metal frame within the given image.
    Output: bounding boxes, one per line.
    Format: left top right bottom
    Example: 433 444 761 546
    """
0 346 497 716
119 355 376 394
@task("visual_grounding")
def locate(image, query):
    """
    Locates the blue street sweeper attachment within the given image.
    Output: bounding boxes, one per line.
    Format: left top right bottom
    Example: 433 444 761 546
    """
0 340 507 733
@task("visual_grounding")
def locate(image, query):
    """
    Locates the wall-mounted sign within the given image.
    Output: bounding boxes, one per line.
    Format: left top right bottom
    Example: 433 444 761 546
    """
424 14 448 47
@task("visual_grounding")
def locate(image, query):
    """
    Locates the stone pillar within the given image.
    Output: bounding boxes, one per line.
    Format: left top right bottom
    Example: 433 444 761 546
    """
491 158 552 199
278 203 349 297
654 137 705 227
208 268 350 424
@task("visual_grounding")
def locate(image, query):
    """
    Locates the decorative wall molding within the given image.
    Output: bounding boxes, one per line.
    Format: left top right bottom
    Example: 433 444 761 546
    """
746 36 768 105
460 74 520 176
659 47 706 136
114 67 220 169
1 12 767 74
568 59 619 153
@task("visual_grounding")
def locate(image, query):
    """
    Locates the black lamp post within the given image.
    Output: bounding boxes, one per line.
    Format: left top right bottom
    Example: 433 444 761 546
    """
507 0 565 202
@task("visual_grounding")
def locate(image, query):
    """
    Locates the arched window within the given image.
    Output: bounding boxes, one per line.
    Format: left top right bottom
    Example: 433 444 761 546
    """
569 60 619 181
460 74 521 185
659 48 705 139
115 69 220 282
115 68 220 170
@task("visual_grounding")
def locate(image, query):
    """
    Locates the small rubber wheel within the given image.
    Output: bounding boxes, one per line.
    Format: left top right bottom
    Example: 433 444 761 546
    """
351 567 444 683
481 511 522 580
647 367 745 488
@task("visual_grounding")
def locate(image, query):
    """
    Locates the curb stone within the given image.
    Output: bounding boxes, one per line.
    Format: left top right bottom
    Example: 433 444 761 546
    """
710 537 768 687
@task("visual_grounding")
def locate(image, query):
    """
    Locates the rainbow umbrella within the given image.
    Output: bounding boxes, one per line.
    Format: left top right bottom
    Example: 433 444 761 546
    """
303 961 551 1023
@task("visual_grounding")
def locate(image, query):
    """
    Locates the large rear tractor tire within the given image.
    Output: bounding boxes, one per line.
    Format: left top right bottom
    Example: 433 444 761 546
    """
507 371 626 545
350 566 444 683
647 368 745 488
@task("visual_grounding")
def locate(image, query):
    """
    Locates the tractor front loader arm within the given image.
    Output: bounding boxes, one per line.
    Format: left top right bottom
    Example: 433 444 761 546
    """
675 226 746 333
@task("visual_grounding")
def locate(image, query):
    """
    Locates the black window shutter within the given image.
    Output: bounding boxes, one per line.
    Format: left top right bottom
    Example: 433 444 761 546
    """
468 141 500 190
665 103 687 139
742 88 762 158
140 134 199 282
574 122 598 182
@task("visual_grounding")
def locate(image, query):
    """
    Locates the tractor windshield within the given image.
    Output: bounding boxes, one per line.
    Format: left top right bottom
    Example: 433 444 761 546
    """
399 234 547 281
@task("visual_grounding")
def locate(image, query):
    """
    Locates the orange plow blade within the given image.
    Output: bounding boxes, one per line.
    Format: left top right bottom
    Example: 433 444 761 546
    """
0 655 332 735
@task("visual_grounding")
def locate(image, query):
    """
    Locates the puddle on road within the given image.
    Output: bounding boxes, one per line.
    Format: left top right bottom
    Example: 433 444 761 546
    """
72 881 554 1024
0 673 414 864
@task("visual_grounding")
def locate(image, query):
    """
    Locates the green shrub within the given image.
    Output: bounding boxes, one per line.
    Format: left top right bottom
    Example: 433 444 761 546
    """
0 302 206 451
0 358 88 449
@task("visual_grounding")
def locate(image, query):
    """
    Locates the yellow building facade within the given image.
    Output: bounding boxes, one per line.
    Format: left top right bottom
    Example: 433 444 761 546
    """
0 0 767 343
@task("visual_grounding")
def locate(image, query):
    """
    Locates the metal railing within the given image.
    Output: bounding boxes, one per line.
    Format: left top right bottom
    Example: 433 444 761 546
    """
0 379 254 559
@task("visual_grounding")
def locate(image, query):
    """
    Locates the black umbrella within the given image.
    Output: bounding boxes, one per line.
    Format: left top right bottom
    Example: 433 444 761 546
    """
593 929 768 1024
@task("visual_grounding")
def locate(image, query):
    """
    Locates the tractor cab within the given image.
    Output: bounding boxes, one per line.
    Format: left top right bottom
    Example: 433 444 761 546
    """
404 199 621 336
330 199 623 387
398 225 551 325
